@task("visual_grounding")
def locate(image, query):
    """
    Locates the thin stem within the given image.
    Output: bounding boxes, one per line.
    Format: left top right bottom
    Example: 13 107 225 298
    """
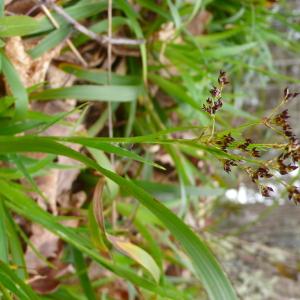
107 0 116 229
208 115 216 143
267 99 285 120
107 0 113 145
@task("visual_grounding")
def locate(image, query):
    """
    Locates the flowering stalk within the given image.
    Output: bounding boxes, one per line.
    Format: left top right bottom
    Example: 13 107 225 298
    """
202 70 229 142
201 71 299 203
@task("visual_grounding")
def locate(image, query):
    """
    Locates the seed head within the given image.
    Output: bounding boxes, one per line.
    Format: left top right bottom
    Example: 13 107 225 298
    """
218 70 229 86
210 86 221 98
223 159 237 173
261 185 274 197
283 87 300 102
288 186 300 204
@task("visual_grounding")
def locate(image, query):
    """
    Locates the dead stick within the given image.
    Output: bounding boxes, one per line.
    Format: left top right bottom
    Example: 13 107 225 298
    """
40 4 88 66
39 0 145 46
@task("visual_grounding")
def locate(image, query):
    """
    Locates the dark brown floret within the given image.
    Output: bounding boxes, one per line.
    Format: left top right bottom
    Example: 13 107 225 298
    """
217 133 235 151
202 71 228 115
261 185 274 197
283 87 289 99
273 109 298 143
238 138 252 151
223 159 237 173
277 152 298 175
212 98 223 112
251 167 273 182
283 87 300 102
291 147 300 163
251 147 261 157
218 70 230 86
288 186 300 204
274 109 290 126
210 86 221 98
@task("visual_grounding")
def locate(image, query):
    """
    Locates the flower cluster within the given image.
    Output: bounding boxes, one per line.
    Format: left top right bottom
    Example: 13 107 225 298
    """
277 152 298 175
273 109 297 142
251 147 260 158
216 133 235 151
208 80 300 202
202 70 229 115
251 167 273 182
237 138 261 157
223 159 237 173
218 70 230 86
283 87 299 102
261 185 274 197
288 186 300 204
238 138 252 151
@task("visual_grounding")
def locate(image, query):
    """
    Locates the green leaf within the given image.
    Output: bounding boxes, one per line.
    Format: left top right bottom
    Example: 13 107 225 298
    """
0 136 237 300
195 28 243 44
0 180 182 300
60 63 141 85
203 42 257 58
0 16 40 37
30 85 143 102
0 260 40 300
0 120 45 135
0 201 8 263
107 234 161 283
0 1 4 18
71 247 97 300
133 180 224 200
2 204 26 279
115 0 148 81
63 138 164 169
1 52 28 118
28 26 72 59
148 73 206 116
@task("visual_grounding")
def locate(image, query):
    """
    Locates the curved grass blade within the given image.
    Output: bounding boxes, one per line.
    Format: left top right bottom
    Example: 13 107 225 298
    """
0 136 237 299
1 52 28 118
71 247 97 300
92 179 160 283
0 180 183 300
0 260 40 300
30 85 142 102
28 26 72 59
60 63 140 85
0 16 40 37
107 234 161 283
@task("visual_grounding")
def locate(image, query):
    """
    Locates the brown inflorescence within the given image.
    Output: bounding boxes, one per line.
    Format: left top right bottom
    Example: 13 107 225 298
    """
238 138 252 151
272 108 299 145
251 167 273 183
277 152 298 175
260 185 274 197
218 70 230 86
223 159 238 173
283 87 300 102
251 147 261 158
202 70 229 115
216 133 235 151
288 186 300 204
206 77 299 203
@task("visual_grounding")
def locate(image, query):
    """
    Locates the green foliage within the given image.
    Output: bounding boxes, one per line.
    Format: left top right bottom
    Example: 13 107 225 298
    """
0 0 298 299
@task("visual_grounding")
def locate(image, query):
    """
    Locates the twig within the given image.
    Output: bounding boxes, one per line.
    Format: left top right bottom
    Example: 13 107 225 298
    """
107 0 116 229
39 0 145 46
107 0 113 147
40 4 88 67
